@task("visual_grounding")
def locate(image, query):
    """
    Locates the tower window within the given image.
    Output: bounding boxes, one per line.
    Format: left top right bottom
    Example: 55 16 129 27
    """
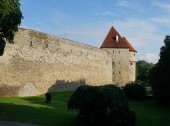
112 36 116 41
30 41 32 47
130 63 133 65
111 35 118 43
112 62 115 66
116 35 119 42
119 71 121 74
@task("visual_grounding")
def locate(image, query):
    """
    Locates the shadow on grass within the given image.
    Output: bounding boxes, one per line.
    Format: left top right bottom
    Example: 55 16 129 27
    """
21 91 74 106
0 91 80 126
0 102 79 126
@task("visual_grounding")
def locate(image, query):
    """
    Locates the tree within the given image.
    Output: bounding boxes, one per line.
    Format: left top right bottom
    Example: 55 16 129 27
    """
0 0 23 56
149 35 170 104
136 60 154 85
68 85 136 126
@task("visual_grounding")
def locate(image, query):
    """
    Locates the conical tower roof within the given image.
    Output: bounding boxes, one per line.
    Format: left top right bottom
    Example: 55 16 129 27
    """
100 26 136 52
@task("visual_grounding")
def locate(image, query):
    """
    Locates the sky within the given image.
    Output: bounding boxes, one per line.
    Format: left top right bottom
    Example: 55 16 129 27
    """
20 0 170 63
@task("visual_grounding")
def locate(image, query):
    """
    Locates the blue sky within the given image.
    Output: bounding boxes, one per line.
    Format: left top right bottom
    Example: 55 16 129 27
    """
20 0 170 63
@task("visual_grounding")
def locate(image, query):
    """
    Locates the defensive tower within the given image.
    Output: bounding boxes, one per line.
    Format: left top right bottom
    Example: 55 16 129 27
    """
100 26 137 85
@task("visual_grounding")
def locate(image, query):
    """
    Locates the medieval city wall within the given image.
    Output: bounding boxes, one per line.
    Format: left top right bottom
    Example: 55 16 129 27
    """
0 28 112 96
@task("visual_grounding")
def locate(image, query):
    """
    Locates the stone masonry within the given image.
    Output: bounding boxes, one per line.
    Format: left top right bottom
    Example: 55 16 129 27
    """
0 27 136 96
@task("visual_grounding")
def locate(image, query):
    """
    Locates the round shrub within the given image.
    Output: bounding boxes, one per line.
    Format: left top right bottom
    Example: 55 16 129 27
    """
68 85 106 122
123 81 146 100
68 84 136 126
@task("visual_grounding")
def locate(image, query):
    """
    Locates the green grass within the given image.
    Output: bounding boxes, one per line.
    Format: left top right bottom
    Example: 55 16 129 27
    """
0 91 170 126
129 100 170 126
0 91 79 126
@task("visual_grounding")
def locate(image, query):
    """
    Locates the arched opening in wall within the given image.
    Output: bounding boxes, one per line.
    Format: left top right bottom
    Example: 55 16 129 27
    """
130 62 133 65
18 82 38 96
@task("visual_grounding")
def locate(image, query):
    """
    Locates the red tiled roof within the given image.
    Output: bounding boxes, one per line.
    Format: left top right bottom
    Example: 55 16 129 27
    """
100 26 137 52
122 37 137 52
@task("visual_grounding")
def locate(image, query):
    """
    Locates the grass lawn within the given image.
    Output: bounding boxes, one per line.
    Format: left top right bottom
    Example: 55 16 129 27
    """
0 91 170 126
129 100 170 126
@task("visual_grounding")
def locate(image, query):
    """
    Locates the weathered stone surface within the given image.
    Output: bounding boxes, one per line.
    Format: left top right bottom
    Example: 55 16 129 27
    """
0 28 113 96
0 28 136 96
18 82 38 97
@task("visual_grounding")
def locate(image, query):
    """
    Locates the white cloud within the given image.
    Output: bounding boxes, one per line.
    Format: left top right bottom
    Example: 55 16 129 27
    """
115 0 131 8
139 53 159 63
150 17 170 27
94 11 116 17
154 1 170 11
59 25 110 47
101 11 116 16
114 18 161 47
112 18 164 63
52 11 69 26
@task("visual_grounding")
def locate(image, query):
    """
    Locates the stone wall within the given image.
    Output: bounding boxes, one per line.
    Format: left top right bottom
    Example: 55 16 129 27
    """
129 52 136 82
0 28 112 96
102 48 136 85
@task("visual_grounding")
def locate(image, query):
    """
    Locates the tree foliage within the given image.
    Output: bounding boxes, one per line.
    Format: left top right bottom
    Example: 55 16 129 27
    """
0 0 23 56
68 85 136 126
136 60 154 85
149 35 170 104
123 81 146 100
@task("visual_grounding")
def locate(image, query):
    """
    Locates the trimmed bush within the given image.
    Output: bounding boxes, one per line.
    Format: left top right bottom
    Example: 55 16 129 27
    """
123 81 146 100
68 84 136 126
